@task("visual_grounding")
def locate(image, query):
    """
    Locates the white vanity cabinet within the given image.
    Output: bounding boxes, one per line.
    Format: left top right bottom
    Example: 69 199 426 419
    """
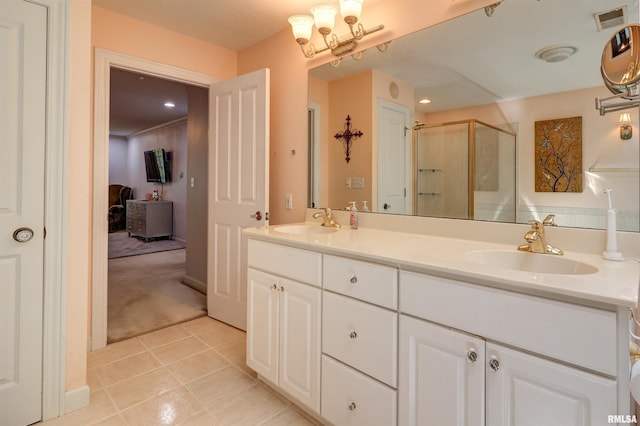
399 315 485 426
246 240 322 413
321 255 399 425
399 270 619 426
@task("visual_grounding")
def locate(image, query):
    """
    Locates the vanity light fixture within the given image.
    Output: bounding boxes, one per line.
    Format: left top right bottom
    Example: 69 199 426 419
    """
288 0 384 61
164 102 175 108
419 98 432 104
619 112 633 140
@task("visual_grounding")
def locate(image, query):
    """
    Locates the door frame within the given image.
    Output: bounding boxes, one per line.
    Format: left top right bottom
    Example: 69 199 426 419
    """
32 0 68 420
92 49 219 350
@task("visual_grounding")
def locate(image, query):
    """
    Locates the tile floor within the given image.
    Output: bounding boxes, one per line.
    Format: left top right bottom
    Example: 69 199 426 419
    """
41 317 321 425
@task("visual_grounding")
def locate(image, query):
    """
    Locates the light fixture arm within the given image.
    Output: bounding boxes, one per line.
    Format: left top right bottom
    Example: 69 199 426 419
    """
595 91 640 115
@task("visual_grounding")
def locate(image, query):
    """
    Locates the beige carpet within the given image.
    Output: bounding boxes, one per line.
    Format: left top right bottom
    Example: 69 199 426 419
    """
107 248 206 343
108 231 186 259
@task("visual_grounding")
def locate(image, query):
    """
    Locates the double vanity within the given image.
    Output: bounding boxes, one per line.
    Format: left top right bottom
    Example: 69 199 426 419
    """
244 212 639 425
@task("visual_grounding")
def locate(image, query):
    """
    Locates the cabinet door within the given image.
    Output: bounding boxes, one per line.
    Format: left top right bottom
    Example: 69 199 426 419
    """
399 315 485 426
246 269 279 384
279 278 321 412
486 343 617 426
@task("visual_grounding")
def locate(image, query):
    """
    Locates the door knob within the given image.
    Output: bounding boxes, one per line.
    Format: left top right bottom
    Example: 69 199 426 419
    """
251 211 262 220
13 227 34 243
383 203 391 210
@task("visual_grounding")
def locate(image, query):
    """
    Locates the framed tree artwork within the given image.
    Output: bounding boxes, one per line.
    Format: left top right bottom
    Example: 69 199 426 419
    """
534 116 583 192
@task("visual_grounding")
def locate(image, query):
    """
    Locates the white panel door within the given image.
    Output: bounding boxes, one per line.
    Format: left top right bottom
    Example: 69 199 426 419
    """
279 277 321 412
486 342 617 426
246 268 279 384
377 100 410 214
399 315 485 426
208 69 269 330
0 1 47 425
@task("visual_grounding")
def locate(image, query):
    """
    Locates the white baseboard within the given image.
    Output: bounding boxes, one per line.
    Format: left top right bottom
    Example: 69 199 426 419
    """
65 385 90 414
182 275 206 294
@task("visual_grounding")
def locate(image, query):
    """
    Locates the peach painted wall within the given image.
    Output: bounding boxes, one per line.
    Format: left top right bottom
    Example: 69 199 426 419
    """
329 71 373 209
92 6 237 79
67 0 92 393
237 0 498 224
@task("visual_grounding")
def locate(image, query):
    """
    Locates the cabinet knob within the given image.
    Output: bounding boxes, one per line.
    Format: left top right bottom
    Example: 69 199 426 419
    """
488 357 500 372
279 286 284 292
272 283 277 290
350 275 358 284
348 402 357 411
466 349 478 363
349 330 358 339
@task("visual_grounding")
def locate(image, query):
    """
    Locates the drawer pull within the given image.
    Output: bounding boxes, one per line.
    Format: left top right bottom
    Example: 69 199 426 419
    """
349 330 358 339
348 402 357 411
488 357 500 372
350 275 358 284
466 349 478 363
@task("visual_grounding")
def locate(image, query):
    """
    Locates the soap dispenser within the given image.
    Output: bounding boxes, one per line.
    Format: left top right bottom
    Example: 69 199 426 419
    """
349 201 358 229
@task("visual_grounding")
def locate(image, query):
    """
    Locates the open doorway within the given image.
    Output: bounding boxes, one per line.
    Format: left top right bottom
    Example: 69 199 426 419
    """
106 68 207 343
92 50 219 350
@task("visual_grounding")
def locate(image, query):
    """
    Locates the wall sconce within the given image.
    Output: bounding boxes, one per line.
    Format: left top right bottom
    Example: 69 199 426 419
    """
288 0 384 60
619 112 633 140
334 115 363 163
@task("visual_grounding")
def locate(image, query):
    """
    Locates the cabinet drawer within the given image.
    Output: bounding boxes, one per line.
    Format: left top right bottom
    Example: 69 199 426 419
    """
399 271 617 376
248 239 322 287
323 292 397 387
321 355 396 426
323 255 397 309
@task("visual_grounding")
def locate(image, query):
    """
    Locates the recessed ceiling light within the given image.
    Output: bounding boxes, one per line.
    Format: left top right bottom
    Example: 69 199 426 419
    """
419 98 432 104
164 102 175 108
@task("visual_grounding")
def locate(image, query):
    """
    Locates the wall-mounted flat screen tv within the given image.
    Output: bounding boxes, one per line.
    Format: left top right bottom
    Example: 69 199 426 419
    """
144 148 172 184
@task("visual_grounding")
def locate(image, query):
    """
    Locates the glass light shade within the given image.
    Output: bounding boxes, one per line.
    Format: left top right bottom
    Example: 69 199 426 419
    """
619 112 632 123
340 0 363 21
311 4 337 33
288 15 314 43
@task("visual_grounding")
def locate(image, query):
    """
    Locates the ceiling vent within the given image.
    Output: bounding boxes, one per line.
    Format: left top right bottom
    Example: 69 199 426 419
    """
594 6 627 31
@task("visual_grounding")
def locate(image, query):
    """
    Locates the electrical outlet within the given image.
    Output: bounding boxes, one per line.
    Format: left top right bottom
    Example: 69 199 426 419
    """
352 177 365 189
345 177 352 188
285 193 293 210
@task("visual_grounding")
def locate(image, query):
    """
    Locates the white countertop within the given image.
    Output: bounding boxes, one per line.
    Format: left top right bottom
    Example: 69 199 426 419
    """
244 223 640 309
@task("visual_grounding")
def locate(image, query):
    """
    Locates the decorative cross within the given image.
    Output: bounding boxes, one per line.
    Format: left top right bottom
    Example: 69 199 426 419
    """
334 115 363 163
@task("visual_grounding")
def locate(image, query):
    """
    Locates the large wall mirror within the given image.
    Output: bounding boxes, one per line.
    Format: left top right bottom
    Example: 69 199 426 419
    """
308 0 640 232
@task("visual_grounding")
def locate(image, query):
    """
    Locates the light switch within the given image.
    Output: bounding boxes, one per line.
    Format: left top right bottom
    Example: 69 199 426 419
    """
285 193 293 210
345 177 352 188
352 177 364 189
190 177 195 188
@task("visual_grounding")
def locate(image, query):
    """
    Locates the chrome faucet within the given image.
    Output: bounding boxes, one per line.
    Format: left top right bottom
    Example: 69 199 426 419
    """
312 208 340 228
518 214 563 255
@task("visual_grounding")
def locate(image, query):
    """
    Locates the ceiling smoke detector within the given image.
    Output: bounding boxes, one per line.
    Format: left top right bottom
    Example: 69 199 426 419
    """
535 45 578 63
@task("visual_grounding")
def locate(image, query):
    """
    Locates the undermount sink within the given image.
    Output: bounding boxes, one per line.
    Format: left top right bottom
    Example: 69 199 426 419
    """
273 224 338 235
465 250 598 275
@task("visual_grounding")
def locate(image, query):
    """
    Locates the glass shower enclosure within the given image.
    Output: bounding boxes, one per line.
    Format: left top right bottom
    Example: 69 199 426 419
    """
413 119 517 222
